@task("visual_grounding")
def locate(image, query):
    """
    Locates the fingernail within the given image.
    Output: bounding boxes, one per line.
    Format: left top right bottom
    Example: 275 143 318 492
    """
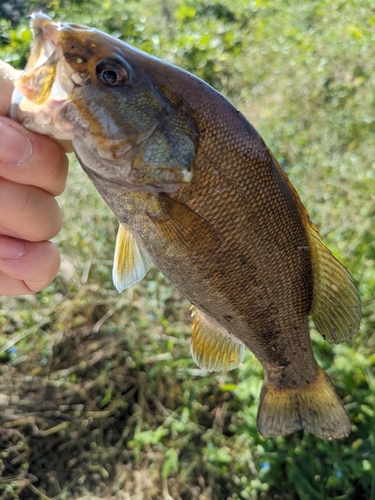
0 121 33 164
0 237 26 259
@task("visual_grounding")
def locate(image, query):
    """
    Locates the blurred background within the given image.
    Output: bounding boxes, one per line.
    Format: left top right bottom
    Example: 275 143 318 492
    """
0 0 374 498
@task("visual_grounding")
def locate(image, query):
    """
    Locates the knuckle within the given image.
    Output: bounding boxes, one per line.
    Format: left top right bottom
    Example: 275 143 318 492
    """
42 151 69 196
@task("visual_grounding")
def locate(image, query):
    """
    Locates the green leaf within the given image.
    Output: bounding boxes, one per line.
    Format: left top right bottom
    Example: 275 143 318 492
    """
162 448 179 479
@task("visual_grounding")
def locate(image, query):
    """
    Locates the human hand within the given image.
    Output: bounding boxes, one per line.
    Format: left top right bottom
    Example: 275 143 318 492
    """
0 61 69 295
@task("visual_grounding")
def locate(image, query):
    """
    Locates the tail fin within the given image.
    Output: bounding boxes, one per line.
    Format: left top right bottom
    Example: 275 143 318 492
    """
257 366 350 439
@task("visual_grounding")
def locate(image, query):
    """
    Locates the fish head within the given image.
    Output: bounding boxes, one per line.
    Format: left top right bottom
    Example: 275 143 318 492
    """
11 13 197 192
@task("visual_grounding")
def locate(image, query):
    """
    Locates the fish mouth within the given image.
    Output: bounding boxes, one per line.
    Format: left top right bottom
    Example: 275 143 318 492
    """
10 13 77 141
26 13 61 69
11 12 122 113
19 13 94 79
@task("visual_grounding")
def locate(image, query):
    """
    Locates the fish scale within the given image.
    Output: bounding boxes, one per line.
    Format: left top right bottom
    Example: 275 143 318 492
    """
11 13 361 439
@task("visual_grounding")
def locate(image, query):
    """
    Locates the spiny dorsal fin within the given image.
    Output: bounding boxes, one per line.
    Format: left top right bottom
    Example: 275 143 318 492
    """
273 158 361 343
257 365 350 439
308 232 361 343
112 223 151 292
190 306 245 372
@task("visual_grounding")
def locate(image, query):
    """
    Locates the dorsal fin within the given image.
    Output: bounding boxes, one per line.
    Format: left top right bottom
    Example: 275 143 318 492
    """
190 306 245 371
274 158 361 343
112 223 151 292
308 231 361 343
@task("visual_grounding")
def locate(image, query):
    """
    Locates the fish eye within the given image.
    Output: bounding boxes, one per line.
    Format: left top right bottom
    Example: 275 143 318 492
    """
96 60 128 86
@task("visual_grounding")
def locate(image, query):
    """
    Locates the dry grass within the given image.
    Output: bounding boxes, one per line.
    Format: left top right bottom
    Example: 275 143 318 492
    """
0 301 219 499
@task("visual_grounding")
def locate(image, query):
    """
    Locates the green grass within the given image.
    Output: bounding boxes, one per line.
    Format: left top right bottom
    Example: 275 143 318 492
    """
0 0 375 498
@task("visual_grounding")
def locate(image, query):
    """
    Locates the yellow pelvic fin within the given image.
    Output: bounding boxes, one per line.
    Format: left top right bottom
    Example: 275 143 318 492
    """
257 365 350 440
308 232 361 343
273 157 361 343
190 306 245 372
112 223 151 293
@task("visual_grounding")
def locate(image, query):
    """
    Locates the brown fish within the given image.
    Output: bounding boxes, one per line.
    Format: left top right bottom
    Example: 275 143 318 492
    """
11 13 361 439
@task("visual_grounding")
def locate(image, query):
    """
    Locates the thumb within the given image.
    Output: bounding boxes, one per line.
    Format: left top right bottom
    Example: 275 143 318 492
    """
0 60 21 117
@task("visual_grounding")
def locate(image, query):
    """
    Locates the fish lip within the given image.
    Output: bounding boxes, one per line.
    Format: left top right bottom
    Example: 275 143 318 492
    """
25 13 60 70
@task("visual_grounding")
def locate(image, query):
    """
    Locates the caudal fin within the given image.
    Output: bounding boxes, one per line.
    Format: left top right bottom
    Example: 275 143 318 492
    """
257 366 350 439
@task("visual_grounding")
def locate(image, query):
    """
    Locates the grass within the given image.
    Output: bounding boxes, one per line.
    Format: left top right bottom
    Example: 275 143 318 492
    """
1 0 375 498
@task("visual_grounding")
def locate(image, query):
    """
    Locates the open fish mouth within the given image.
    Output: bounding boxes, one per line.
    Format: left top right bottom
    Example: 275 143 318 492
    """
10 13 76 140
16 12 95 91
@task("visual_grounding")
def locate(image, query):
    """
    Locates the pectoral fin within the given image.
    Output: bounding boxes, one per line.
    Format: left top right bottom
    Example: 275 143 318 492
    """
190 306 245 371
112 223 151 292
150 195 222 254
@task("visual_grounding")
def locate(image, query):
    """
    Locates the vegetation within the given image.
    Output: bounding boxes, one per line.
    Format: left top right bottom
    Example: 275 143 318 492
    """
1 0 375 498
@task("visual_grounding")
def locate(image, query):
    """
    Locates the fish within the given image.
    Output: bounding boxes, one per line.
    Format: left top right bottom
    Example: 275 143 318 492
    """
11 13 362 439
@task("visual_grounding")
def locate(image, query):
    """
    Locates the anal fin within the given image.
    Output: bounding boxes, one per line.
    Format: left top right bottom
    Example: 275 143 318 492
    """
112 223 151 292
190 306 245 372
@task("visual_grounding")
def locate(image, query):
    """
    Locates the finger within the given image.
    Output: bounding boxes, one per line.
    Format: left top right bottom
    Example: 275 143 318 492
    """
0 60 20 116
0 177 62 241
0 237 60 295
0 237 60 294
0 117 69 196
0 272 33 295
